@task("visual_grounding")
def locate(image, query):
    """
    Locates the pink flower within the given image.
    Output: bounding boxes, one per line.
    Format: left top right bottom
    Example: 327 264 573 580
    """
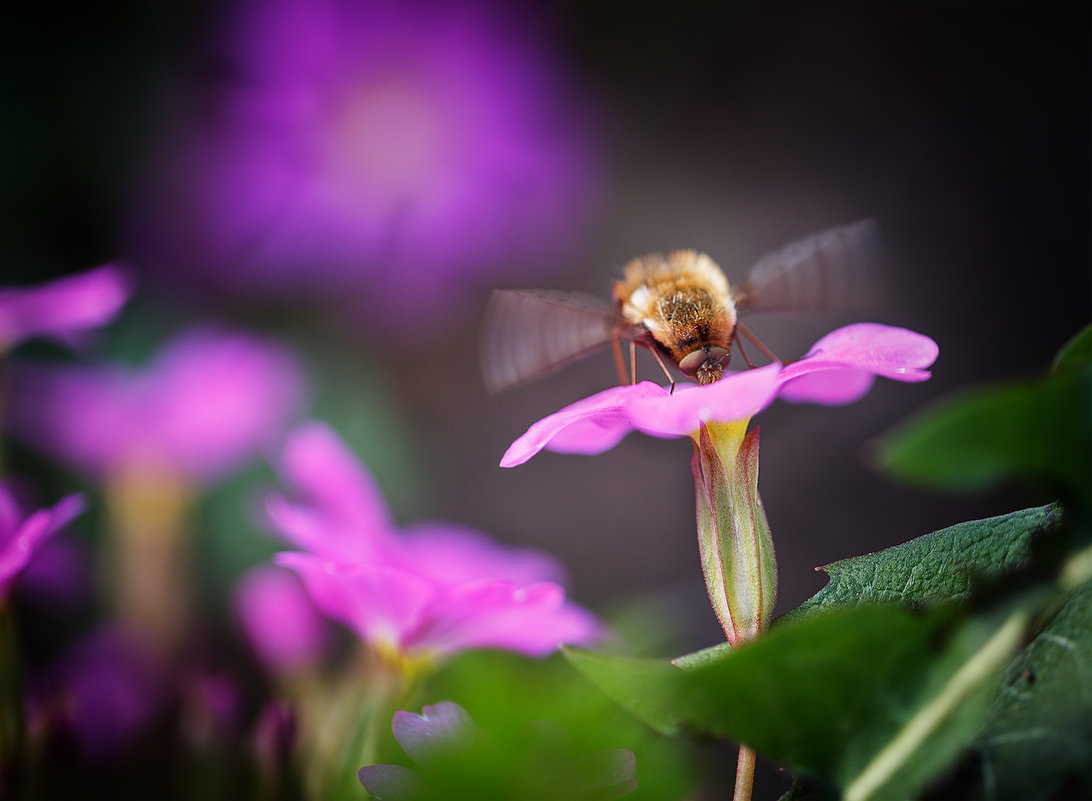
133 0 598 337
0 484 83 600
7 326 307 485
270 422 600 662
501 323 939 466
0 264 131 351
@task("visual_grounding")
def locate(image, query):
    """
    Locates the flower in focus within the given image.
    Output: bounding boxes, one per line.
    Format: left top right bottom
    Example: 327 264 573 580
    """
133 0 598 335
359 702 638 801
270 421 600 669
500 322 939 647
0 484 83 601
0 264 131 352
501 323 940 466
233 565 330 677
6 326 307 486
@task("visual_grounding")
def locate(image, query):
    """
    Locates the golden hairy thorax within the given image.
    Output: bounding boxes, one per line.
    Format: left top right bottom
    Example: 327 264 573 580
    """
613 250 738 365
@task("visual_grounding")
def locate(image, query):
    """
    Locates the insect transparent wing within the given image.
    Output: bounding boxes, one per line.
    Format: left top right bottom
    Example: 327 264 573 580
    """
733 218 882 312
480 289 633 393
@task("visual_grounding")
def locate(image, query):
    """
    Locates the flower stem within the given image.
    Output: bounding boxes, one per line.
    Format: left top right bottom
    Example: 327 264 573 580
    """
691 420 775 801
733 744 756 801
105 465 191 655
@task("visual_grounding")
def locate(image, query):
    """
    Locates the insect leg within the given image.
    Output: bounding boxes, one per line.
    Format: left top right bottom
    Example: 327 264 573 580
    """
611 333 628 385
646 345 676 394
735 322 781 363
734 334 757 369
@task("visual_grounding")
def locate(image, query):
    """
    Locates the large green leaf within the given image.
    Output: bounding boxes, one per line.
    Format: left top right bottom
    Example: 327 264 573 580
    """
567 599 1031 801
784 504 1061 620
1051 322 1092 372
973 579 1092 801
879 368 1092 504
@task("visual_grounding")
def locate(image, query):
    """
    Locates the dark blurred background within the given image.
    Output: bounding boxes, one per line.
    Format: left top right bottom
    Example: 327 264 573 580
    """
2 0 1089 657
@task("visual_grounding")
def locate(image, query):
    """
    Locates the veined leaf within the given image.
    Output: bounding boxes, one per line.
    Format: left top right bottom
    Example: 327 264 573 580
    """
973 579 1092 801
784 504 1061 621
567 600 1032 801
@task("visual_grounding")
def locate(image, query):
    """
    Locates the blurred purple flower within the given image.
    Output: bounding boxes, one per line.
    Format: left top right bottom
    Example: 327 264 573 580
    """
134 0 598 334
41 626 168 761
0 484 83 601
270 422 600 663
7 326 307 485
182 670 242 750
233 564 330 676
17 537 92 608
502 323 940 466
360 702 638 801
0 264 131 351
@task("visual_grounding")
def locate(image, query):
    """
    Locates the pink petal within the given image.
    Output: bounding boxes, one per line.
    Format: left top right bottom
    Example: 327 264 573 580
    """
7 328 305 485
233 565 330 675
274 553 434 649
501 323 940 465
397 522 567 586
265 495 384 562
626 363 783 436
0 264 132 349
151 328 307 481
778 323 938 404
405 580 601 657
276 421 393 533
500 382 664 467
0 493 84 596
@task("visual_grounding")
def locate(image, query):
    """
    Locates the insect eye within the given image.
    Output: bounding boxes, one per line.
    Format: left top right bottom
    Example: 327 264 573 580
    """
678 349 707 377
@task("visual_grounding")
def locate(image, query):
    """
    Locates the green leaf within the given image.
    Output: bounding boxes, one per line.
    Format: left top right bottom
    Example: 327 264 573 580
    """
562 648 689 736
880 368 1092 504
973 579 1092 801
568 602 1032 801
429 651 700 800
784 504 1061 621
1052 323 1092 372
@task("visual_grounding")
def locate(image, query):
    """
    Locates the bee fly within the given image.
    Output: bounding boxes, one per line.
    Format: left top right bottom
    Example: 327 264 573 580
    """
481 219 880 393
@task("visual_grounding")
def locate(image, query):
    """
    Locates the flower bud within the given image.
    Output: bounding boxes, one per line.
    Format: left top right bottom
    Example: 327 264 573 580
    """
691 421 776 646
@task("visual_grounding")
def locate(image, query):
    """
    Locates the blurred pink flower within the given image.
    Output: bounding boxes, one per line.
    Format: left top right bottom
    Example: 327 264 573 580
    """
0 264 131 351
233 565 330 676
502 323 940 466
270 422 600 662
7 327 306 485
0 484 83 600
133 0 598 335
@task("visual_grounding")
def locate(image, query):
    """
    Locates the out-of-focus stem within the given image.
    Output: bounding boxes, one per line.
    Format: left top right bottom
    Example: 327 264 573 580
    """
105 463 191 655
0 603 22 797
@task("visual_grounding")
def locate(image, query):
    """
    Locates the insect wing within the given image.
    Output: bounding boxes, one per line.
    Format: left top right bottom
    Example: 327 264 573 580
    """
480 289 634 393
734 218 881 312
